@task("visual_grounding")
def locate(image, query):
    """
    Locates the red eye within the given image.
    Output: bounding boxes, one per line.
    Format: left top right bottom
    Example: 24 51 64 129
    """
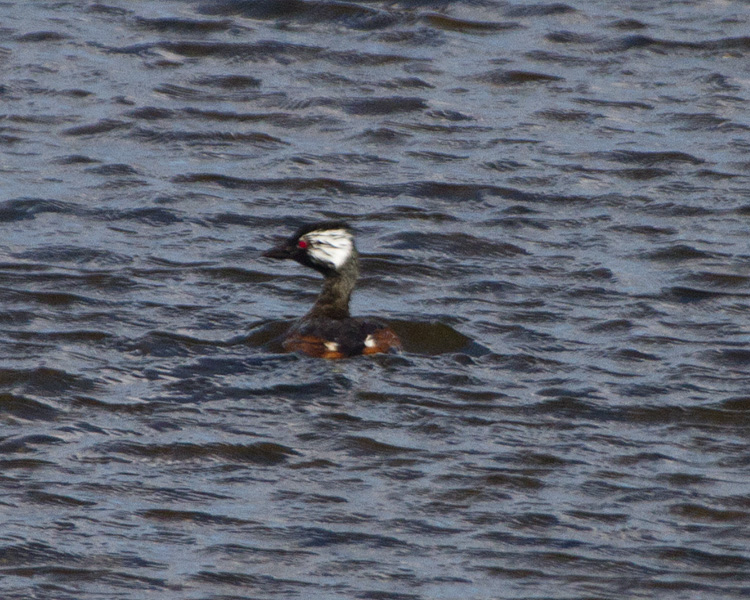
297 239 308 249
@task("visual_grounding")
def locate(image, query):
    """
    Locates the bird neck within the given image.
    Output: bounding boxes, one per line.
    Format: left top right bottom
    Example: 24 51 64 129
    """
307 254 359 320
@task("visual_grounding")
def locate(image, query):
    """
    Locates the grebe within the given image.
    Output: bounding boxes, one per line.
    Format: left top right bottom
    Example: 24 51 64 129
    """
262 221 401 359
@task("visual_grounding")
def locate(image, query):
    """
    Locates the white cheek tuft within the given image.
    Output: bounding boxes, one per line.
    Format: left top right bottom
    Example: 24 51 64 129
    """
303 229 354 270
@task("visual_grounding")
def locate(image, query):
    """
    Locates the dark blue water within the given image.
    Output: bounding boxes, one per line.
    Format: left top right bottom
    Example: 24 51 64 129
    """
1 1 749 598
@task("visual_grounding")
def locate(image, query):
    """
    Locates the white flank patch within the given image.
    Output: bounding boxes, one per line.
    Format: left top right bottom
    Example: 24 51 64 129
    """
303 229 354 270
364 334 376 348
324 341 340 352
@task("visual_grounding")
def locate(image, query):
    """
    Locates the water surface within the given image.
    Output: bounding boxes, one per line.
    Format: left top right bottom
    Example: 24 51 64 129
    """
1 1 750 599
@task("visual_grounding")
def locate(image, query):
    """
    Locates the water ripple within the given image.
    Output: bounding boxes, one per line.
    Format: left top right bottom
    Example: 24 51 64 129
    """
2 1 750 599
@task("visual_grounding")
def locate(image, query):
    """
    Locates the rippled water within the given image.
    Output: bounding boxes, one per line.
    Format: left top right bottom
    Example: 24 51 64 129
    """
2 1 750 598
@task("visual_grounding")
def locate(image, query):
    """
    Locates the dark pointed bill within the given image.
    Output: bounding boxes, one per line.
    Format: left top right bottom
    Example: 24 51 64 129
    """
262 242 293 259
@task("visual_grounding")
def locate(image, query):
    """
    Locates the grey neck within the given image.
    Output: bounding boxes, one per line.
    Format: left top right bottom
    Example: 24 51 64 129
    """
307 253 359 320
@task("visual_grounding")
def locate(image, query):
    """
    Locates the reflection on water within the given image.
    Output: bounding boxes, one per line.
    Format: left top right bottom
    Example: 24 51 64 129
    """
1 1 750 599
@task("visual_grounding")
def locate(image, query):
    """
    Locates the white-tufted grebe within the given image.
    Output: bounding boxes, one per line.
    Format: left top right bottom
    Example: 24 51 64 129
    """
262 221 401 359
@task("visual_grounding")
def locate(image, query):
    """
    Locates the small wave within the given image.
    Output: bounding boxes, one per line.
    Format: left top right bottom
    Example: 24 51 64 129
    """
0 197 79 222
100 440 300 464
191 74 261 89
61 119 131 136
504 3 576 17
101 206 183 226
600 34 750 54
0 392 60 421
665 111 734 131
14 31 70 43
339 435 418 456
85 163 141 176
152 83 266 102
137 509 250 525
644 245 716 262
133 16 234 33
546 30 601 44
0 366 98 395
340 96 427 116
125 331 228 358
52 154 100 164
475 68 564 85
536 108 603 123
197 0 397 31
26 490 96 506
132 127 288 148
610 167 672 180
385 231 528 258
190 569 306 591
650 546 750 570
13 244 132 266
0 434 65 454
686 271 750 289
669 503 748 524
595 150 705 166
173 173 364 194
421 13 521 33
708 349 750 367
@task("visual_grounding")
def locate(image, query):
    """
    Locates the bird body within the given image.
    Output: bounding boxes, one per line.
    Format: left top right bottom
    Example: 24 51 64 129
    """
263 221 401 358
